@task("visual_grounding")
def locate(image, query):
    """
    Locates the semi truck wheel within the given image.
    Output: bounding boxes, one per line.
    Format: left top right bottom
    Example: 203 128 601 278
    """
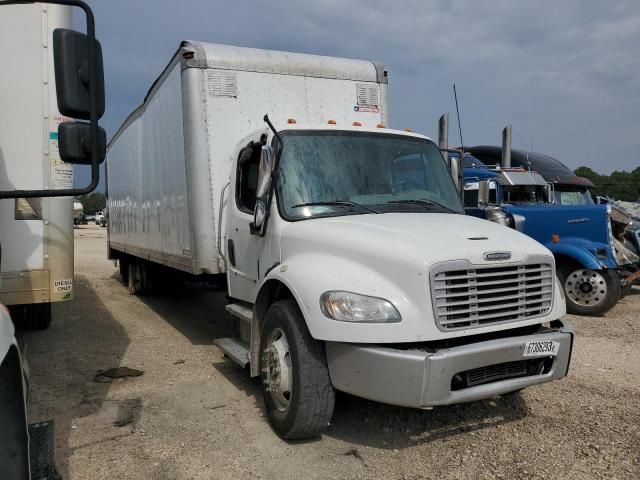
259 299 335 439
558 265 621 316
127 263 143 295
119 259 129 284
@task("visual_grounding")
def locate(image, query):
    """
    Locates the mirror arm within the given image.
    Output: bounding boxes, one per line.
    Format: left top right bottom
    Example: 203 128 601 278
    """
0 0 101 199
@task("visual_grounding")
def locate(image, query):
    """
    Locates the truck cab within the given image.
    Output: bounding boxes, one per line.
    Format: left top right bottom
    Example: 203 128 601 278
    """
462 155 639 315
219 123 572 438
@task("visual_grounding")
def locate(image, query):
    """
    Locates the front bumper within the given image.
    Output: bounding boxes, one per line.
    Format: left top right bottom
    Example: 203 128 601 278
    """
325 320 573 408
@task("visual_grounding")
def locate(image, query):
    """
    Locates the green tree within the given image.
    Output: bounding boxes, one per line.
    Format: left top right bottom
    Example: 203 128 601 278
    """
78 192 106 215
574 166 640 201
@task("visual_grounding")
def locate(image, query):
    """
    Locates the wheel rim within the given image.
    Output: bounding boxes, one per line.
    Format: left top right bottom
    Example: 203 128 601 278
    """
564 269 608 307
261 328 293 412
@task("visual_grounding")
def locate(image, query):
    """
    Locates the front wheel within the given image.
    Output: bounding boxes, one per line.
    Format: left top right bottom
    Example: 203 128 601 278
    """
260 300 335 439
558 265 620 316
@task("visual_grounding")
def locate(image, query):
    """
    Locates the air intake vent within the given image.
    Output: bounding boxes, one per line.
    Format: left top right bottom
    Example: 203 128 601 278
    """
356 83 378 106
207 71 237 97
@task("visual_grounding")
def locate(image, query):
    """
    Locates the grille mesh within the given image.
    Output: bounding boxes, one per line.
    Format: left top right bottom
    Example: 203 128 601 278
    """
431 261 553 330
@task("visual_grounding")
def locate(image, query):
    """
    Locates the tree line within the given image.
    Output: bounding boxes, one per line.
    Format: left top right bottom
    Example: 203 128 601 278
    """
574 166 640 202
77 192 106 215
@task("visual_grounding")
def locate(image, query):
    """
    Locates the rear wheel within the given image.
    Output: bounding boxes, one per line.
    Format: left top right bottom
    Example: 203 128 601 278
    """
558 265 620 316
119 259 129 285
259 299 335 439
127 263 143 295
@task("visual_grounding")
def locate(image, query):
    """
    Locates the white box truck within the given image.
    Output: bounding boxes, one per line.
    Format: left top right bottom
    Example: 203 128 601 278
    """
1 0 105 474
107 42 573 439
1 3 73 328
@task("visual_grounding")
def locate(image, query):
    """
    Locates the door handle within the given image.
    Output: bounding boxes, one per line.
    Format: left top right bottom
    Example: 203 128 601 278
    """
227 239 236 267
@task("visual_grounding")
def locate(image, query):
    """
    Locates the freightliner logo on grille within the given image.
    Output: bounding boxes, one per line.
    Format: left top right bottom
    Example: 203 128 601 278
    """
484 251 512 261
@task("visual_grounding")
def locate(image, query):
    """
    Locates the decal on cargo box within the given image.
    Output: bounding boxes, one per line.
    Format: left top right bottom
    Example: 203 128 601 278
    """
54 278 73 295
354 105 379 113
50 131 74 189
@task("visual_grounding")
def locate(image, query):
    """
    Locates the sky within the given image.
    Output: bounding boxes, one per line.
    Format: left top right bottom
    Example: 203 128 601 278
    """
74 0 640 190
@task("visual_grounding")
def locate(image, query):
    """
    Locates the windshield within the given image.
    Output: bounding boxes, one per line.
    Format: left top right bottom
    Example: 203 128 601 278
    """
554 188 594 205
277 131 463 220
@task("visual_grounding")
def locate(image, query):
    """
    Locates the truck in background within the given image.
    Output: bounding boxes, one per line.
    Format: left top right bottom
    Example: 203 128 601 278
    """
0 1 104 329
0 0 105 476
107 42 573 439
460 139 639 315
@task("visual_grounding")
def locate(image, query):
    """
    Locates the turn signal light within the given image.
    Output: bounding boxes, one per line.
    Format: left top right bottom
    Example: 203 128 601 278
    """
327 119 336 125
376 123 385 128
287 118 297 124
352 121 362 126
552 234 560 243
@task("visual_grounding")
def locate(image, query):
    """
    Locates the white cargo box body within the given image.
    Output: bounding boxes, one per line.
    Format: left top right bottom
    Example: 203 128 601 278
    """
107 42 389 274
0 4 75 305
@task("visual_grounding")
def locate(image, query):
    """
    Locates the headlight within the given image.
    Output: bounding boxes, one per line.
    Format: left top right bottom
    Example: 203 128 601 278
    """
320 291 401 323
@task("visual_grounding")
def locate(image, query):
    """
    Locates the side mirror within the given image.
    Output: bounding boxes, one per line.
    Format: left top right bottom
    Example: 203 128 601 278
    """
58 122 106 164
478 180 491 206
53 28 105 120
449 156 461 193
546 182 555 204
250 145 276 236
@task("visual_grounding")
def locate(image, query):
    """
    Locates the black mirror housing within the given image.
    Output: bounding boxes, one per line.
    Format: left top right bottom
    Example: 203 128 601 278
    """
53 28 105 120
58 122 106 165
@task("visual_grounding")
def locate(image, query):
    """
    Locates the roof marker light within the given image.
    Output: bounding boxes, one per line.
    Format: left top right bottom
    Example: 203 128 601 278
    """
376 123 385 128
327 119 336 125
287 118 297 124
352 121 361 126
404 128 413 132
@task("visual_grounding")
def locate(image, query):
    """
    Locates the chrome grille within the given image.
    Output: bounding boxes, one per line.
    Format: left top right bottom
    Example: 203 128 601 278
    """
431 259 554 330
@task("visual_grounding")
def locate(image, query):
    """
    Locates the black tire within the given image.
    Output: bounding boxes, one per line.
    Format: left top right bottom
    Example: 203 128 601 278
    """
259 299 335 439
119 259 129 285
557 264 621 316
127 262 143 295
9 302 52 330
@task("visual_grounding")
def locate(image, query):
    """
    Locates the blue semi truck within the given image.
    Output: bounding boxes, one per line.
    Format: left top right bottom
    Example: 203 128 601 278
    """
460 149 640 316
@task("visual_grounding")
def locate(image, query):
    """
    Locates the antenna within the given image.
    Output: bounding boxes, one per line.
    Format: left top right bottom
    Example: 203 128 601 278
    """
453 84 464 152
263 114 282 144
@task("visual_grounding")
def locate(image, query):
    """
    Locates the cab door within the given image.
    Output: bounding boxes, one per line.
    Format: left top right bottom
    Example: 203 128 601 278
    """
226 140 266 302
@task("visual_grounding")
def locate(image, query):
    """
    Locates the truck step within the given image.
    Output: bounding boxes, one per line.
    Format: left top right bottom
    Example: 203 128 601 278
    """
29 420 61 480
225 303 253 324
214 337 250 368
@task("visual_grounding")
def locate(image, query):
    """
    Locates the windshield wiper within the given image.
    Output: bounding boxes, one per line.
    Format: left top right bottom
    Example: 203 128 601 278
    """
291 200 380 214
385 199 456 213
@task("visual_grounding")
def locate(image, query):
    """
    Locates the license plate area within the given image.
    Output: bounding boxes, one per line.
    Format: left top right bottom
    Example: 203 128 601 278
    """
523 340 560 357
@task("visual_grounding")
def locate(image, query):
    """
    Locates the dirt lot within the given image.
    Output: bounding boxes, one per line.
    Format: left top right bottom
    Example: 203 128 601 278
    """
19 225 640 479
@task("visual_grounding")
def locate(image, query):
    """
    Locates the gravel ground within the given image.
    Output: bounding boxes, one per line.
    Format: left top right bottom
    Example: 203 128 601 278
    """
19 225 640 479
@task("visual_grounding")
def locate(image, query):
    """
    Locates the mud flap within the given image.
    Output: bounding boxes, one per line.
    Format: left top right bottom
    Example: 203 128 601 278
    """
28 420 60 480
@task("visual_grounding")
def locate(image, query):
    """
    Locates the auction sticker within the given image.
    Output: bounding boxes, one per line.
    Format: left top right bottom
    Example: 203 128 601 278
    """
523 340 559 357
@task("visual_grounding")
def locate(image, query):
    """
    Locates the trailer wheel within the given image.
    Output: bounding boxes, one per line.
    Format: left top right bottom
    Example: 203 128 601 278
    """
558 265 620 316
119 259 129 285
127 263 143 295
259 300 335 439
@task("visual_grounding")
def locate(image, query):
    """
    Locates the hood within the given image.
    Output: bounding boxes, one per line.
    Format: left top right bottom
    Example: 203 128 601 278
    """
281 212 551 268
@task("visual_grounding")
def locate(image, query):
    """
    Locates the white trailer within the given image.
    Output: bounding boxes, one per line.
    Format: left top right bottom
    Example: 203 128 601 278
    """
108 42 573 439
0 3 75 328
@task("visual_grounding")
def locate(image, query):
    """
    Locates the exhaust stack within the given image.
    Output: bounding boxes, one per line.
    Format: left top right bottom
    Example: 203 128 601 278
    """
438 113 449 163
502 124 512 169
